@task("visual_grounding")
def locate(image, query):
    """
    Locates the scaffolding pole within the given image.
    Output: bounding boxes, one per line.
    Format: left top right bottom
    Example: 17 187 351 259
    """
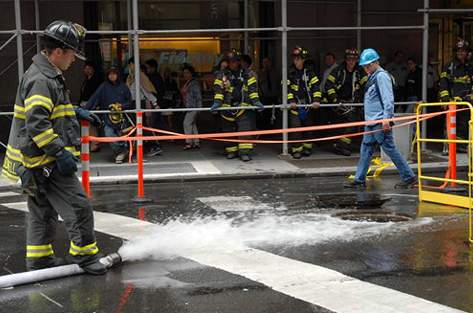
421 0 429 151
14 0 24 81
281 0 288 155
244 0 249 54
34 0 40 54
127 0 133 58
356 0 361 52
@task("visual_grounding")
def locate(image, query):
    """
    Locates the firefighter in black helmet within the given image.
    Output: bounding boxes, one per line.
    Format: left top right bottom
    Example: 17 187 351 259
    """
2 21 107 275
439 39 473 153
325 48 368 156
211 49 264 162
287 46 322 159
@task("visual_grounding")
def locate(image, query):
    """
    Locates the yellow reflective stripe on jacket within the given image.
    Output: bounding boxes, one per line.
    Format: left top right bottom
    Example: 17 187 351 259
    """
309 77 319 85
290 84 299 91
452 77 471 84
440 72 448 79
288 93 295 100
360 76 368 85
327 89 336 95
14 104 26 119
26 244 54 258
439 90 449 97
24 95 53 112
214 79 223 86
6 145 23 163
2 168 18 181
32 128 58 148
247 77 257 86
313 91 322 98
69 241 99 256
327 75 336 83
51 104 76 119
249 92 259 99
214 94 224 100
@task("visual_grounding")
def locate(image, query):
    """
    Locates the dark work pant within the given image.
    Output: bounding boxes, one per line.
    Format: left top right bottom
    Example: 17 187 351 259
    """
221 110 255 156
289 109 314 154
26 168 99 270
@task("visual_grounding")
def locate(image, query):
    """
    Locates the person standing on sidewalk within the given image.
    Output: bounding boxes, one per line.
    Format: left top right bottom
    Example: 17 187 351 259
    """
344 48 416 189
181 65 202 149
2 21 107 274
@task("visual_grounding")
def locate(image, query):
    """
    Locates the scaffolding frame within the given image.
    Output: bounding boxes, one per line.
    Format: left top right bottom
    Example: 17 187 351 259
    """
1 0 438 155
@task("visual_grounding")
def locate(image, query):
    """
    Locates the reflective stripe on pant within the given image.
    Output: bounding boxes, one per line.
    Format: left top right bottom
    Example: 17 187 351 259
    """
221 110 255 156
333 107 360 150
26 168 98 270
289 110 314 154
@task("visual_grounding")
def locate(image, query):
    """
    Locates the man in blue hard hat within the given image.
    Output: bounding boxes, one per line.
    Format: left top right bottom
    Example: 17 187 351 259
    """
344 48 416 189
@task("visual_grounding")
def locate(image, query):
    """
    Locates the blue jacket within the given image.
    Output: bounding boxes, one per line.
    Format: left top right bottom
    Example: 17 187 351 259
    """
363 67 394 122
85 81 133 111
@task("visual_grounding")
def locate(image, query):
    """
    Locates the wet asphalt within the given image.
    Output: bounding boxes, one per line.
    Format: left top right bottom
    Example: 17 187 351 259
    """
0 175 471 313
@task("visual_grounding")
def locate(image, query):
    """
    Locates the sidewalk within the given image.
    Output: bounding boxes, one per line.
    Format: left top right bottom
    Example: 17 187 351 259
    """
0 140 460 188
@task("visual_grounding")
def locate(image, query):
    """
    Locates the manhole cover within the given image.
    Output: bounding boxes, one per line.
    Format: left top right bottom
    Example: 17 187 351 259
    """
333 210 412 223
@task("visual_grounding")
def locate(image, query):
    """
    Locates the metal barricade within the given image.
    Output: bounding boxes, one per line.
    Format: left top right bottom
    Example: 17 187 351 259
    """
416 101 473 241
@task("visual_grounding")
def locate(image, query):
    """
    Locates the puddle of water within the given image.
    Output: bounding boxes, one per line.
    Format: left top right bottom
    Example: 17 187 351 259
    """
118 201 432 263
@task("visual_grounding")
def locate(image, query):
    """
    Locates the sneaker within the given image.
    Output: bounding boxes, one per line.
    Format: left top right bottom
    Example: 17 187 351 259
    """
240 154 251 162
292 152 302 159
394 177 417 189
115 152 127 164
226 152 237 159
147 146 163 157
343 180 366 189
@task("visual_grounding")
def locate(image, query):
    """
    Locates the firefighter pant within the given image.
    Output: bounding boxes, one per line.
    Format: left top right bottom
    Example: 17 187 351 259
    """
332 107 361 151
289 110 314 155
26 168 99 270
221 110 255 156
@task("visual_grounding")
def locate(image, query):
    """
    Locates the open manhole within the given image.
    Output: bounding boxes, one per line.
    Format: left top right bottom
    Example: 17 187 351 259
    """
333 210 413 223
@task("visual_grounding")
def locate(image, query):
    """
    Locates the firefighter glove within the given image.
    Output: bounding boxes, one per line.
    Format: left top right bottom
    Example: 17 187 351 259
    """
254 101 264 112
210 101 221 113
75 107 102 127
18 167 39 197
55 149 78 176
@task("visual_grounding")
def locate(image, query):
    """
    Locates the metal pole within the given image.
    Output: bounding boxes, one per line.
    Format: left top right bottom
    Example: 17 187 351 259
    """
421 0 429 151
356 0 361 52
34 0 40 54
244 0 249 54
281 0 288 155
14 0 24 81
127 0 133 58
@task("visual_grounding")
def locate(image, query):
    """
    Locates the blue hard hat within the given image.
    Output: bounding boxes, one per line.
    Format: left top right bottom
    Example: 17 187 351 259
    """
359 48 380 66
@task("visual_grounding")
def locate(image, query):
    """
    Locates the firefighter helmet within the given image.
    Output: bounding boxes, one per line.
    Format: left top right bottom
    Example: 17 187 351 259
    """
108 103 124 125
359 48 380 66
291 46 310 59
345 48 359 59
456 39 470 51
226 49 242 61
43 20 87 60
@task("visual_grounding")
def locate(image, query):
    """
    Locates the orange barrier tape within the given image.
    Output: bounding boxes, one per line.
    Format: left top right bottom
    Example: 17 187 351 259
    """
88 109 460 144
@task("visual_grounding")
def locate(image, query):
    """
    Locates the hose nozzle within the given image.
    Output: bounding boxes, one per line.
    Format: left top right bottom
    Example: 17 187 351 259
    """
99 252 122 269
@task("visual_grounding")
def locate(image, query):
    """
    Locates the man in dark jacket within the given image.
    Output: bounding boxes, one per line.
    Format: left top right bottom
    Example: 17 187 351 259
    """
2 21 107 275
405 57 422 111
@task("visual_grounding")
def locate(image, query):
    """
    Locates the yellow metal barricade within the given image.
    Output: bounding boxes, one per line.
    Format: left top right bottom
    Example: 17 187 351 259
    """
416 101 473 242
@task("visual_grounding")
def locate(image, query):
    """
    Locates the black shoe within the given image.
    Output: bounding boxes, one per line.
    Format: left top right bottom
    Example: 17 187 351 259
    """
334 144 351 156
226 152 237 159
343 180 366 189
80 258 108 275
292 152 302 159
394 177 417 189
240 154 251 162
147 146 163 157
303 149 312 157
